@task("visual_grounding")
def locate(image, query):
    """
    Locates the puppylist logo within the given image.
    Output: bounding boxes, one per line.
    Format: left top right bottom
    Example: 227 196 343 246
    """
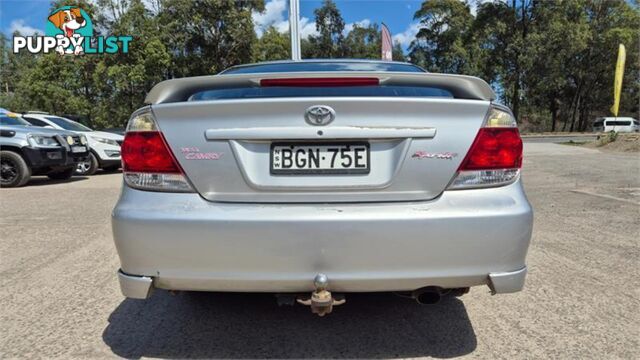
13 6 132 55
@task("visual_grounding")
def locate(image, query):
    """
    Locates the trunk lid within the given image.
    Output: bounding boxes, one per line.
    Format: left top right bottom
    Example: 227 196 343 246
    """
153 96 490 203
148 71 494 203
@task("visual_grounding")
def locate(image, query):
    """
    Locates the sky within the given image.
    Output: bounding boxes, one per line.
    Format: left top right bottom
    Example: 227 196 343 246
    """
0 0 434 51
253 0 425 49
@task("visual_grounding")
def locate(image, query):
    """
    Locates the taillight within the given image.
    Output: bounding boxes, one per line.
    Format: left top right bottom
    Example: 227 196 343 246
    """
121 107 193 192
448 105 523 190
122 132 180 173
260 77 379 87
458 128 522 170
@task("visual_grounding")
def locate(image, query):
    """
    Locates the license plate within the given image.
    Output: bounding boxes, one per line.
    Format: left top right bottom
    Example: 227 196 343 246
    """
271 142 370 175
71 146 86 153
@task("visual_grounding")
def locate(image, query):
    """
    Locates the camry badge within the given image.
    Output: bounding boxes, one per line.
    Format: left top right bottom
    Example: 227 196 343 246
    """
181 147 223 160
305 105 335 126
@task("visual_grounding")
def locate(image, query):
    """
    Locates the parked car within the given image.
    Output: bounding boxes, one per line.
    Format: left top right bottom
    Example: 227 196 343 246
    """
102 127 126 136
0 111 89 187
21 112 124 175
112 60 533 316
592 117 640 133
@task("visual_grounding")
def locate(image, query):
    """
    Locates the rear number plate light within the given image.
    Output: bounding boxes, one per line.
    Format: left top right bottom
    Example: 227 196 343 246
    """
270 142 370 175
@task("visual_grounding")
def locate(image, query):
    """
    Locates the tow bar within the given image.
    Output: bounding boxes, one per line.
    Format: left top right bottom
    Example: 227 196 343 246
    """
296 273 345 316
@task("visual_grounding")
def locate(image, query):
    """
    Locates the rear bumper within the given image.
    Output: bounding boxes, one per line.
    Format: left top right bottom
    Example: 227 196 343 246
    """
112 179 533 297
117 267 528 299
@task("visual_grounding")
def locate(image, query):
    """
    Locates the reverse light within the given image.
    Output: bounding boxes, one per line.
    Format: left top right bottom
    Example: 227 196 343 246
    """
121 108 193 192
448 105 522 190
260 77 379 87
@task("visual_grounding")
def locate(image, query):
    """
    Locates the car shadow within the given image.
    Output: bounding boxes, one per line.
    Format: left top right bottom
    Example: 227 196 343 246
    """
92 169 122 176
24 176 88 186
103 291 477 359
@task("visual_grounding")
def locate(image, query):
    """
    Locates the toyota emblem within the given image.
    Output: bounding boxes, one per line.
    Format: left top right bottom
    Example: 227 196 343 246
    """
304 105 335 126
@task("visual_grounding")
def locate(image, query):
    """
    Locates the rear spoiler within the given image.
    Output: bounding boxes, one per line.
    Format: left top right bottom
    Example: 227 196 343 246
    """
145 72 496 104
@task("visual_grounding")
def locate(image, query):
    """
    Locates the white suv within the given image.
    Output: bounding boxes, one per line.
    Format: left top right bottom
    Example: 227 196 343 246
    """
22 112 124 175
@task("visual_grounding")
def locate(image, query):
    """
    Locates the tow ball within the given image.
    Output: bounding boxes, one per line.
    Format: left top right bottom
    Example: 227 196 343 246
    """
296 273 345 316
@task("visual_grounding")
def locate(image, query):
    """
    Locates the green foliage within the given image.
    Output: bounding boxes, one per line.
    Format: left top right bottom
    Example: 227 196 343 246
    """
1 0 263 128
253 27 291 62
302 0 405 61
409 0 640 132
594 130 619 147
409 0 474 74
306 0 346 58
158 0 263 76
343 24 380 59
1 0 637 132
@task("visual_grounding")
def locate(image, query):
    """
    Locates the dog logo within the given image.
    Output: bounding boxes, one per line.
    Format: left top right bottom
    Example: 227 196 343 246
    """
305 105 335 126
48 7 87 38
45 6 92 55
13 6 131 55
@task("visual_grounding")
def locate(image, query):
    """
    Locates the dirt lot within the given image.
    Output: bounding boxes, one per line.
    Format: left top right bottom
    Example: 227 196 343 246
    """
1 143 638 359
585 133 640 153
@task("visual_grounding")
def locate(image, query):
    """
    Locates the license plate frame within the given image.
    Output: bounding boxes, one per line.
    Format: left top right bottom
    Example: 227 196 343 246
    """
270 141 370 175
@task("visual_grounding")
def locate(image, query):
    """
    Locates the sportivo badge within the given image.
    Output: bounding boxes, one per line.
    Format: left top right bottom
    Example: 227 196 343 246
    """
412 151 458 160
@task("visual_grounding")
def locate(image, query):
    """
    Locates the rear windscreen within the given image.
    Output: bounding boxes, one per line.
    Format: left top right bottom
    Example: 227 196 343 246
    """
189 86 453 101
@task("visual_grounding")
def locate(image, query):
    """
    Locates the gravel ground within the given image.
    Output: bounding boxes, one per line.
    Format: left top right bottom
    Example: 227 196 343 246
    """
585 133 640 153
1 143 638 359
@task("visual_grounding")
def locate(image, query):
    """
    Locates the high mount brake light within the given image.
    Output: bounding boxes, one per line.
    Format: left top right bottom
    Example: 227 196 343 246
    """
260 77 379 87
121 108 193 192
448 106 523 190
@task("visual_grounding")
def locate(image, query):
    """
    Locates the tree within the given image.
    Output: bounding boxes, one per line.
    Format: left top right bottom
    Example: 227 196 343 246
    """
567 0 640 131
305 0 345 58
343 23 380 59
408 0 475 74
10 54 93 115
158 0 264 76
2 0 637 133
392 42 405 61
521 1 589 131
0 32 37 107
408 0 639 131
90 0 170 127
253 26 290 62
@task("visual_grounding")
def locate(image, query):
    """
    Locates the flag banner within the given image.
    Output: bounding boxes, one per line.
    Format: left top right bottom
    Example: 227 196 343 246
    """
381 23 393 61
611 44 626 117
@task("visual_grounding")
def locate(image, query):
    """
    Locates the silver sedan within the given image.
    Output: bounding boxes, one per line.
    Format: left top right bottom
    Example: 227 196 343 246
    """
112 60 532 315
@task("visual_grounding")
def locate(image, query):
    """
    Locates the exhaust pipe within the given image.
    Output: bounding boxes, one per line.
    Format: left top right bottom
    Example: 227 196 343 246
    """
412 286 442 305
